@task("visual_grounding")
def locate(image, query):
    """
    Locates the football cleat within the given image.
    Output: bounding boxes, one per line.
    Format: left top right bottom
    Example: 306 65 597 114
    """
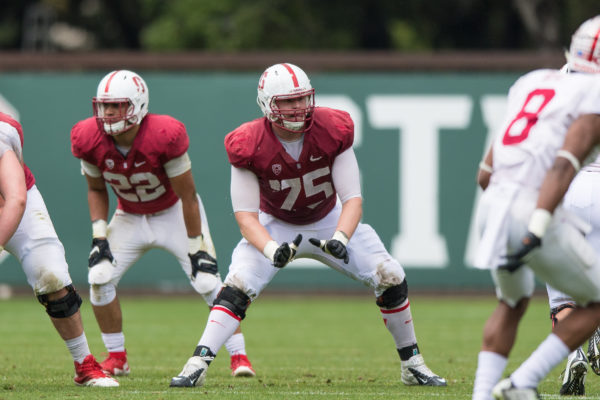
74 354 119 387
560 347 587 395
492 378 540 400
400 354 447 386
588 327 600 375
99 351 130 376
170 356 208 387
230 354 256 377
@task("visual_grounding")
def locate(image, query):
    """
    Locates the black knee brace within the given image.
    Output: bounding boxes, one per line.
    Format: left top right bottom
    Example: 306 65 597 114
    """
37 284 82 318
213 286 251 320
376 280 408 309
550 303 576 328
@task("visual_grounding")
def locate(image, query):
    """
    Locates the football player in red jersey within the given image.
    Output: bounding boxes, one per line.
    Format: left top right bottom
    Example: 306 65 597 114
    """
170 63 446 388
0 112 118 387
70 70 255 379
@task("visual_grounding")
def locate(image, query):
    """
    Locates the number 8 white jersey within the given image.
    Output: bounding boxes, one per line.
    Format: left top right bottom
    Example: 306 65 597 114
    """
492 69 600 188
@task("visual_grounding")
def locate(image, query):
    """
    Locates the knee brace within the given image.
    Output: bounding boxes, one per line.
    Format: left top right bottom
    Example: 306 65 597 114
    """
213 286 251 320
89 282 116 306
376 280 408 309
37 284 82 318
550 303 576 328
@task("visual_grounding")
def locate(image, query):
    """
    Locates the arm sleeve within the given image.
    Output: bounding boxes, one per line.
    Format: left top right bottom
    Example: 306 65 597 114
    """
230 166 260 212
164 152 192 178
332 147 362 203
0 121 23 161
80 159 102 177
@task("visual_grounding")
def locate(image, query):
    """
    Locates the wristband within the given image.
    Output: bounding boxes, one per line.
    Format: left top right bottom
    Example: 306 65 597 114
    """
332 230 349 246
188 235 207 254
527 209 552 238
556 150 581 172
263 240 278 262
92 219 108 238
478 161 493 174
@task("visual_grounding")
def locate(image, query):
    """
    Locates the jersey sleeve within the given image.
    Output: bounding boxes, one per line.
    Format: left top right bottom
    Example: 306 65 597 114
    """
71 120 91 160
225 124 258 169
328 109 354 152
159 117 189 162
578 80 600 116
0 120 23 161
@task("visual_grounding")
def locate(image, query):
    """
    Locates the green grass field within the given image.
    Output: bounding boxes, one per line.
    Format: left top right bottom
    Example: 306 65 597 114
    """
0 293 598 399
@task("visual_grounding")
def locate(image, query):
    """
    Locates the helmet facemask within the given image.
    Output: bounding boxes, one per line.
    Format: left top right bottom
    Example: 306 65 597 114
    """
269 90 315 133
93 99 137 136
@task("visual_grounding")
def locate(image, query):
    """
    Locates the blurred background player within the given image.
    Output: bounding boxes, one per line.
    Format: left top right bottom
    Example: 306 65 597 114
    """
170 62 446 388
543 152 600 396
472 15 600 400
0 112 118 387
70 70 255 379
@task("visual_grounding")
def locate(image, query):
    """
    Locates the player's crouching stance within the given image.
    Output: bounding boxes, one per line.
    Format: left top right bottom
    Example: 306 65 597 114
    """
70 70 254 380
170 63 445 388
0 112 117 387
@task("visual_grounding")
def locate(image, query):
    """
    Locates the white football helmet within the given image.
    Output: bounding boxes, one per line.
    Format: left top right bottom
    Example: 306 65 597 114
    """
93 70 149 135
566 15 600 73
257 63 315 133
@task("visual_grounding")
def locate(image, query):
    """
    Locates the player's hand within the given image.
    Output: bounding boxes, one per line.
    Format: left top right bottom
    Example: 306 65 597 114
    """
498 231 541 272
189 250 218 278
272 234 302 269
88 238 115 267
309 231 349 264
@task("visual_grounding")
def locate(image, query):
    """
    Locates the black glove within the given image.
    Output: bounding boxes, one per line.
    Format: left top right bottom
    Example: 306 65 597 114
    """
189 250 218 278
88 238 115 268
309 237 349 264
273 234 302 269
498 231 541 272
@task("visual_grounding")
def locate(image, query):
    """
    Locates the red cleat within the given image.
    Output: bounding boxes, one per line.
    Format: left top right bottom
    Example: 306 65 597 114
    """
230 354 256 377
99 350 130 376
74 354 119 387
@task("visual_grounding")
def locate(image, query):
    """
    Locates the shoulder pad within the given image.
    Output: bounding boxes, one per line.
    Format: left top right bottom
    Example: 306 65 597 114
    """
225 119 265 168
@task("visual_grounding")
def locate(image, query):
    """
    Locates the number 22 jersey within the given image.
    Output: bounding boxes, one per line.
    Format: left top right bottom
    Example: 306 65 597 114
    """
71 114 189 214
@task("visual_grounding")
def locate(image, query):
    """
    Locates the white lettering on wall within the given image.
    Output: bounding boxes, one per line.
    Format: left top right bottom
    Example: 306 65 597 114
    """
367 95 472 267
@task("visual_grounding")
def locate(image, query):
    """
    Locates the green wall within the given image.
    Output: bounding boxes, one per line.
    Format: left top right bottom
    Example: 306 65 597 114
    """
0 71 521 292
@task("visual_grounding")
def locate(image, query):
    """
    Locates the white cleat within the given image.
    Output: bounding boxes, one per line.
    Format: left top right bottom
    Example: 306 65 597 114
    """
401 354 446 386
492 378 540 400
169 356 208 387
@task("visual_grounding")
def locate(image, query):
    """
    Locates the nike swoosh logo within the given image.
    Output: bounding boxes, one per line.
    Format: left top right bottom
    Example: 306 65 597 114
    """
134 161 146 167
309 155 322 162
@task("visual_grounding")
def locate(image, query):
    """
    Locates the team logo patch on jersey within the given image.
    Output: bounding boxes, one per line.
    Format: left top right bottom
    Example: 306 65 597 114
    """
105 159 114 169
272 164 282 175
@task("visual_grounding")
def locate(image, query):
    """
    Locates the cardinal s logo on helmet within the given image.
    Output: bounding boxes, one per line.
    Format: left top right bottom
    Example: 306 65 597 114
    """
256 63 315 133
93 70 149 136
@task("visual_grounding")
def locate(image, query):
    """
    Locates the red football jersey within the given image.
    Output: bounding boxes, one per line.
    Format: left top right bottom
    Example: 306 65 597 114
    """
0 112 36 190
71 114 189 214
225 107 353 224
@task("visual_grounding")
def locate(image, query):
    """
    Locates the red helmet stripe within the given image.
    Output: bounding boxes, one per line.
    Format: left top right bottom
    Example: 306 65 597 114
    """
104 70 121 93
281 63 299 88
588 26 600 61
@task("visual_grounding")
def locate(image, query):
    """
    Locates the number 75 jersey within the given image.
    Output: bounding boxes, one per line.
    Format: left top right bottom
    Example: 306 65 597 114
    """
225 107 354 225
492 69 600 188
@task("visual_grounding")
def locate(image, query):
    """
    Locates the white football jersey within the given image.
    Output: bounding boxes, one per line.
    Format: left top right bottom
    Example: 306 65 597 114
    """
0 120 22 161
492 69 600 187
